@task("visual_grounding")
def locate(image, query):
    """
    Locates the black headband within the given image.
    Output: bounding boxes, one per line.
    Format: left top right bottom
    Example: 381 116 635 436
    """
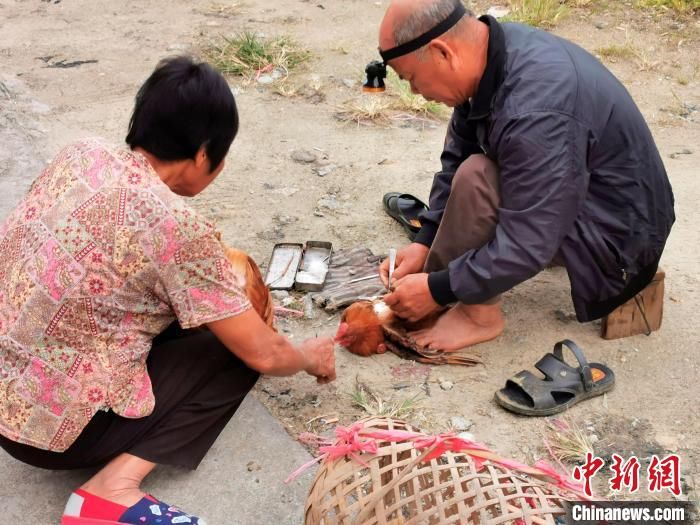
379 3 466 63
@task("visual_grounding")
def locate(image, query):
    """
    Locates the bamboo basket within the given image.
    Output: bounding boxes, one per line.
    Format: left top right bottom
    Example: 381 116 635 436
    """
304 417 572 525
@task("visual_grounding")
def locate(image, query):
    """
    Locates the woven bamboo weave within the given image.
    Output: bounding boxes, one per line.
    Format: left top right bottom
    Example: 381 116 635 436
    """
304 418 570 525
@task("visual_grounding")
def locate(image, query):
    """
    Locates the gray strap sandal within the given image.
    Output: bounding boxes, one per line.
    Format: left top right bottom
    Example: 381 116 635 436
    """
495 339 615 416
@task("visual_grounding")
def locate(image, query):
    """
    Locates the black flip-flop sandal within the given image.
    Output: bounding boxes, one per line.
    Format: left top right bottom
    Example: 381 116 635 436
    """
382 192 429 241
495 339 615 417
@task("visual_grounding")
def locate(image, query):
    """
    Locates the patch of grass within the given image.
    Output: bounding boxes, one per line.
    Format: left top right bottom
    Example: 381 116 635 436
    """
273 75 326 103
336 94 394 126
595 43 660 71
201 31 311 80
596 44 638 61
503 0 568 27
350 381 422 419
335 69 450 126
636 0 700 15
386 70 449 119
633 49 660 72
543 418 595 464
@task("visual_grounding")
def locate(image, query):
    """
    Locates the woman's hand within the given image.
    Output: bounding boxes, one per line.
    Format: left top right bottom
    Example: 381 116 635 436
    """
208 311 336 382
379 243 430 289
299 337 336 384
383 273 440 322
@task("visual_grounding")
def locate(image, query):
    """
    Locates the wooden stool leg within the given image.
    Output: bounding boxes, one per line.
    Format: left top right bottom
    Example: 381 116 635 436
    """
601 269 665 340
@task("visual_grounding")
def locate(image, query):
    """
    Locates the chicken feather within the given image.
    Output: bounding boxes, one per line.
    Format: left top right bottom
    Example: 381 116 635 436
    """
223 246 275 329
335 299 393 356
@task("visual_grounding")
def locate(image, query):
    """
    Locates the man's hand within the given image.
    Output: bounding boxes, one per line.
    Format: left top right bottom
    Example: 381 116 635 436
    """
383 273 440 322
299 337 336 384
379 243 430 289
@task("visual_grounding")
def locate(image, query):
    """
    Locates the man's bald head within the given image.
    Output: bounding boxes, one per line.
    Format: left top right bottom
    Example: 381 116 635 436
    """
377 0 488 107
379 0 473 54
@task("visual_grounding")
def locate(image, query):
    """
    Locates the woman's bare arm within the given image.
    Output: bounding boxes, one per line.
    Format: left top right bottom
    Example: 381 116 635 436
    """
207 310 336 383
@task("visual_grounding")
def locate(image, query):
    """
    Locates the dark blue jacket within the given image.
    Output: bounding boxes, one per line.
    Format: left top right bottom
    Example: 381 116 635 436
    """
420 16 675 322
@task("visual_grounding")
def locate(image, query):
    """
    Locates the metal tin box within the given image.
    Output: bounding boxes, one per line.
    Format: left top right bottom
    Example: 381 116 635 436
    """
264 243 304 290
294 241 333 292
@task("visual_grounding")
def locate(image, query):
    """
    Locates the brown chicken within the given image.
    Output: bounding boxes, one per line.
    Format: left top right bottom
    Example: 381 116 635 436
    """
223 246 275 329
334 299 394 356
335 300 482 366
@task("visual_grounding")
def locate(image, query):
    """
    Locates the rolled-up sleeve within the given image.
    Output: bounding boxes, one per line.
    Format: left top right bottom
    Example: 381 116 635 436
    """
414 103 483 247
441 111 590 304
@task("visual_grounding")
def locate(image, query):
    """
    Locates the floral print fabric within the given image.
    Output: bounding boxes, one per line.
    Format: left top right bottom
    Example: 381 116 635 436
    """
0 139 250 451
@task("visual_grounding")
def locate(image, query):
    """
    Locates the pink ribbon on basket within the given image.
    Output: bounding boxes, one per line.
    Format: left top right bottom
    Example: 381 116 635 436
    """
285 420 591 500
319 423 379 464
285 423 379 483
413 434 492 464
534 460 595 499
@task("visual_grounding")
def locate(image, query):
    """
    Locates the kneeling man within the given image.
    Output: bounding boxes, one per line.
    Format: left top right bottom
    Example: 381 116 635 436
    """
378 0 675 350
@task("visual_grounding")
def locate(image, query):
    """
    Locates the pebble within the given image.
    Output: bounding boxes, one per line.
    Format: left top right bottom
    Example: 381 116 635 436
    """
457 431 475 441
315 164 337 177
449 416 472 431
554 309 577 323
270 186 299 197
275 214 298 225
271 290 290 300
291 148 317 163
342 78 356 88
439 380 454 391
257 74 274 84
318 195 341 210
247 461 261 472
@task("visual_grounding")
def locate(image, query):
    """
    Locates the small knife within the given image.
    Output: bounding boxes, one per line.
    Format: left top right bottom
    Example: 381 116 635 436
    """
388 248 397 290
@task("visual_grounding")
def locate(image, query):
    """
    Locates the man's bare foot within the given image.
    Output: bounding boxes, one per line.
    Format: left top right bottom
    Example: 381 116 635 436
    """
410 302 504 352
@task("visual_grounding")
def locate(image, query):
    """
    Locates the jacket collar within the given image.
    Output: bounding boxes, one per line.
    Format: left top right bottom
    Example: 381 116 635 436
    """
467 15 506 120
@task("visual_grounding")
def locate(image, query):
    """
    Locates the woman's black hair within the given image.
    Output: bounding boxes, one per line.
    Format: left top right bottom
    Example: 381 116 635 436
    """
126 56 237 173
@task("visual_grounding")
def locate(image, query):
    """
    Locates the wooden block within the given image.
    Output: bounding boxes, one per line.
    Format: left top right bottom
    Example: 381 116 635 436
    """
601 269 665 340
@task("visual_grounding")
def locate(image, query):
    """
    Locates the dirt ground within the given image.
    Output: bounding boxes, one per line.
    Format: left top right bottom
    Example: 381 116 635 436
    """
1 0 698 504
